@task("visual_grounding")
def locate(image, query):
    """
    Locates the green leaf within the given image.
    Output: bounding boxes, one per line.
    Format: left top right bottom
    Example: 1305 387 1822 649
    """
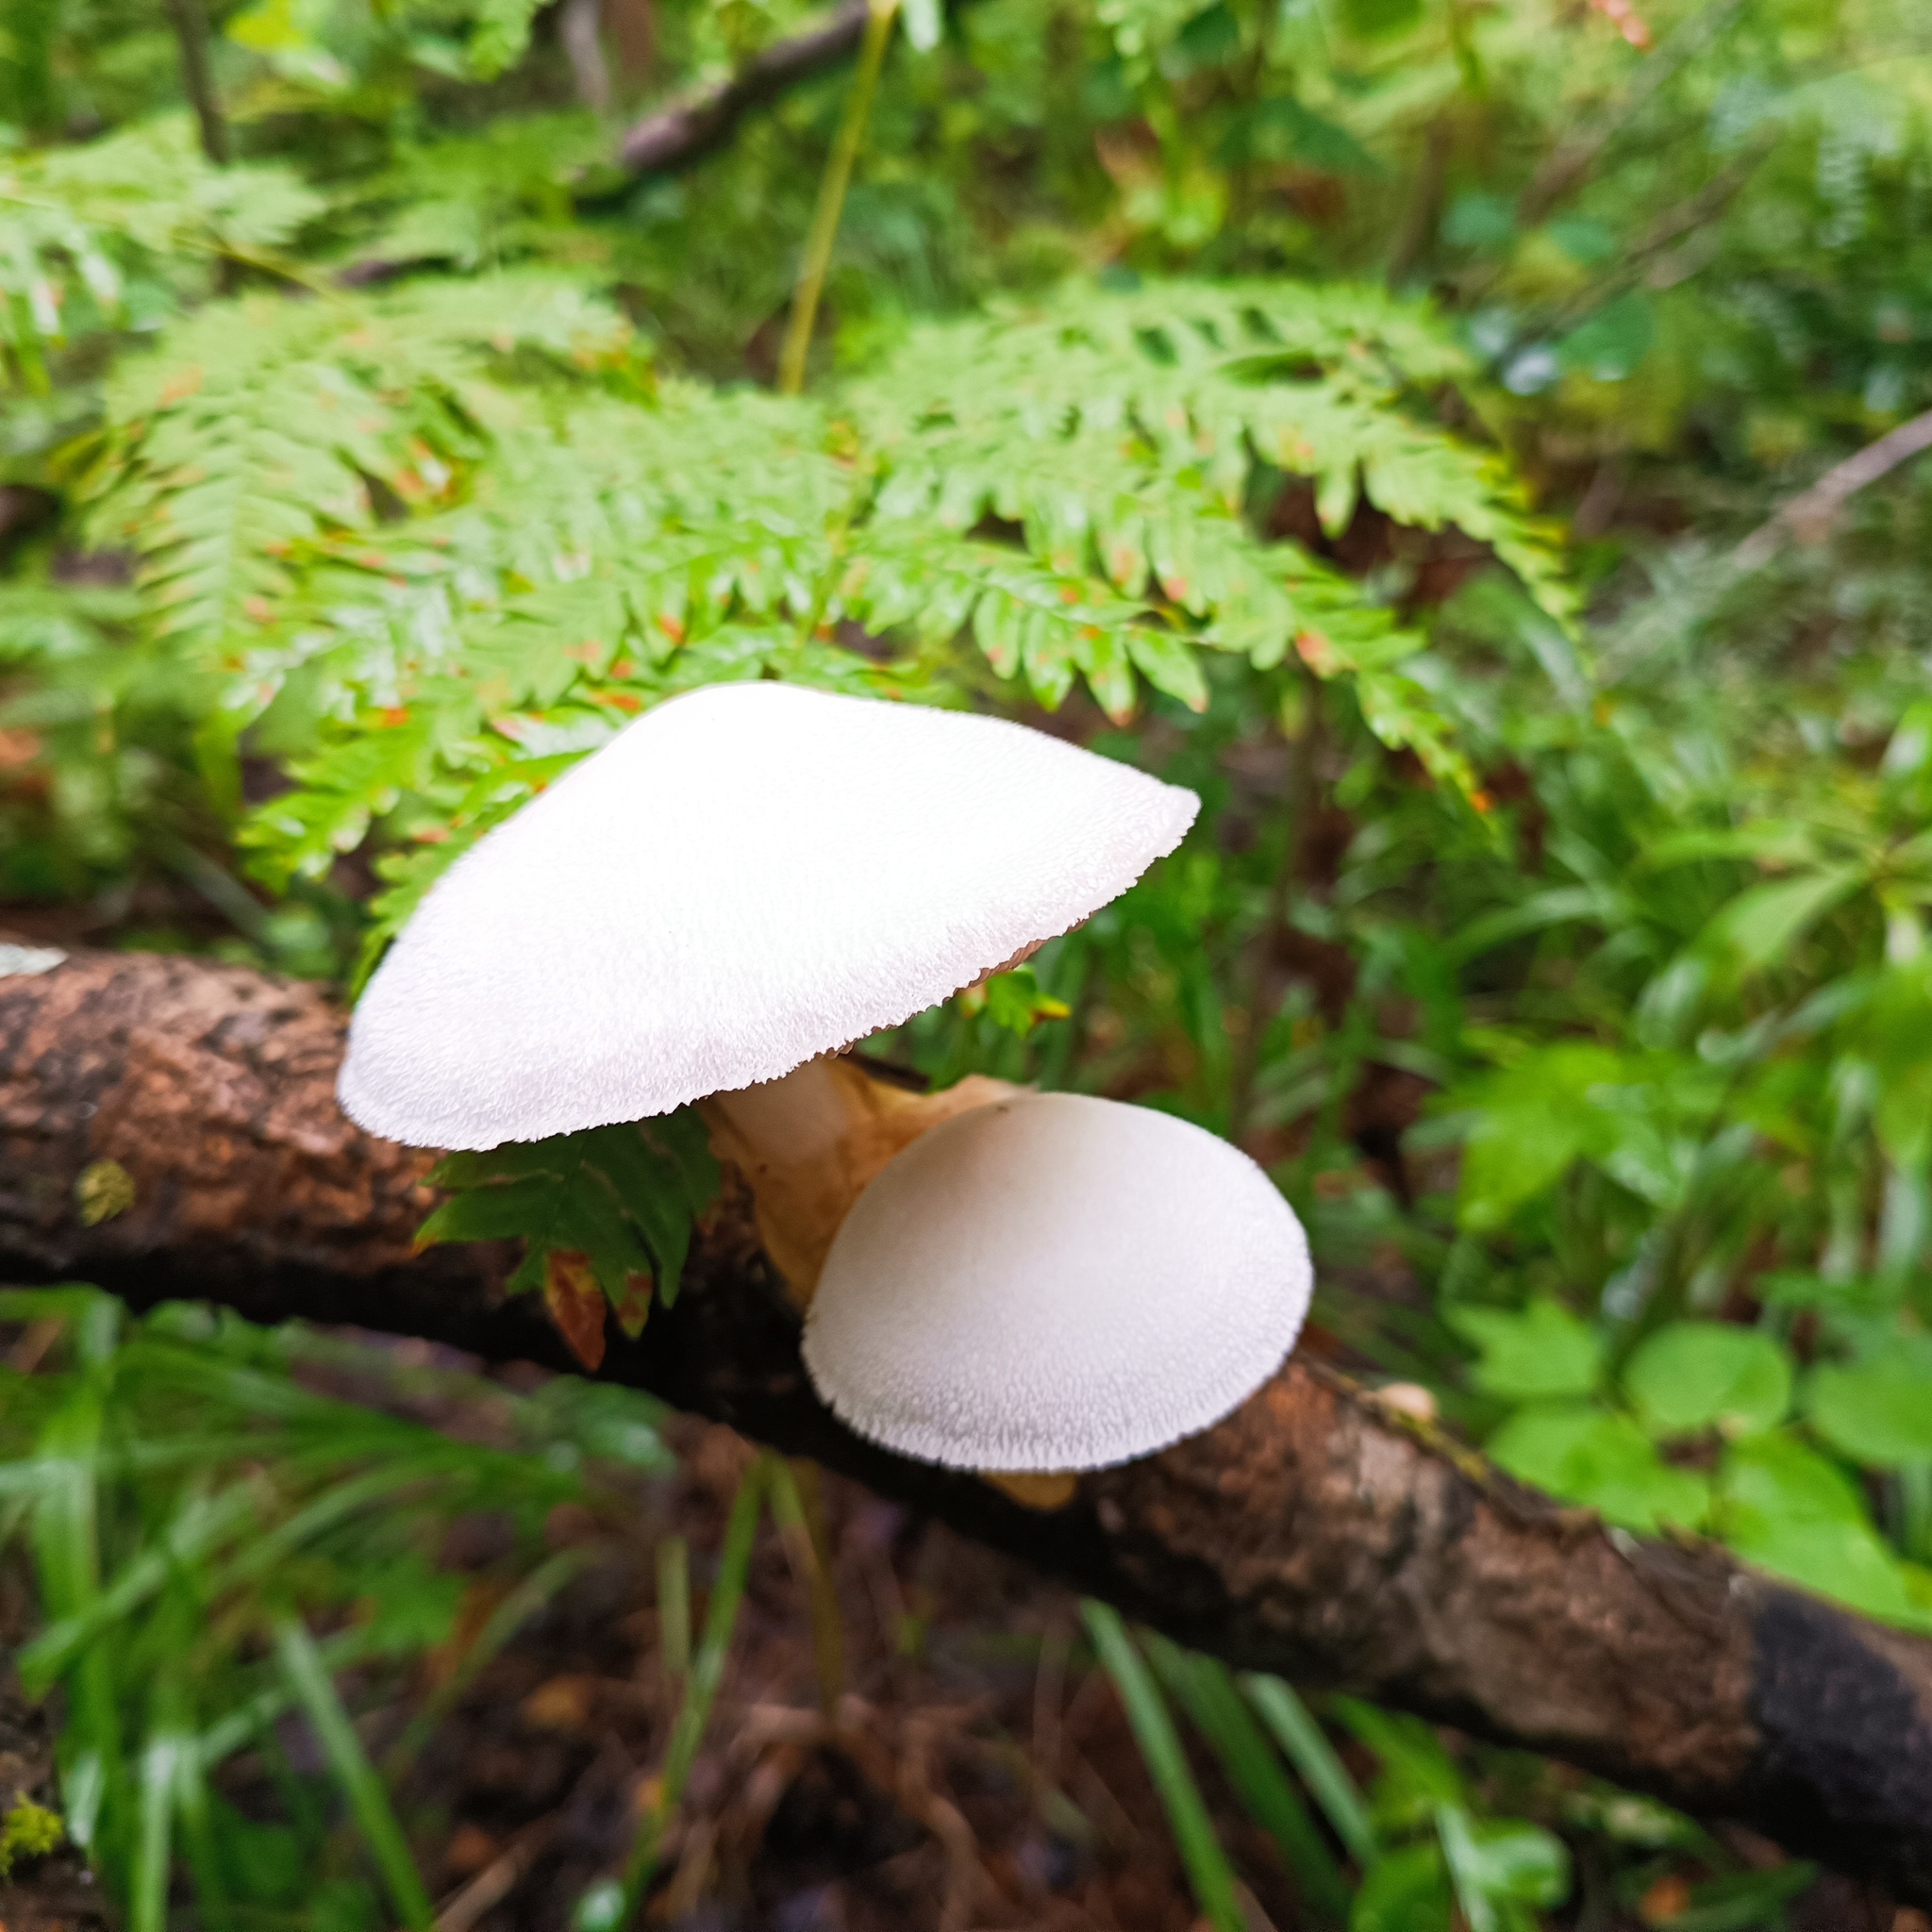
1351 1841 1453 1932
420 1115 717 1314
1340 0 1423 38
1623 1324 1792 1439
1698 868 1864 974
972 965 1072 1038
1807 1358 1932 1466
1488 1402 1709 1534
1715 1433 1932 1628
1448 1298 1601 1401
1657 1865 1819 1932
1453 1045 1625 1230
1333 1700 1460 1831
1556 293 1654 384
1436 1805 1569 1932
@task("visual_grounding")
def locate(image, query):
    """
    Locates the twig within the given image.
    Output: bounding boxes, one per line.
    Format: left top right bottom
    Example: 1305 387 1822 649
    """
1516 0 1750 225
6 1315 65 1375
431 1817 559 1932
162 0 229 166
1486 142 1772 375
1730 405 1932 576
767 1457 847 1721
1532 144 1769 339
898 1716 986 1932
20 953 1932 1906
560 0 614 113
1603 404 1932 679
617 0 870 173
1386 117 1451 291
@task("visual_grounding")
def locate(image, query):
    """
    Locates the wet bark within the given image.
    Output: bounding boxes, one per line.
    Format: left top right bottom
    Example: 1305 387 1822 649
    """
3 950 1932 1900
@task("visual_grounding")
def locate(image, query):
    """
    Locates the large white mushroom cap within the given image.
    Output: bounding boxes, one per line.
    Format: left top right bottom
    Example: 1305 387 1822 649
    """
339 682 1198 1149
800 1092 1311 1472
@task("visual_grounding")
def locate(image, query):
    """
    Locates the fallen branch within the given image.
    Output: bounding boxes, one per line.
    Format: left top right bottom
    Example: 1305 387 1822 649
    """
1730 404 1932 576
4 951 1932 1900
617 0 870 175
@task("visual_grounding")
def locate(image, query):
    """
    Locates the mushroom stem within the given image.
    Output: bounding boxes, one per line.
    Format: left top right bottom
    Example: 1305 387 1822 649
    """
699 1059 1019 1307
701 1057 862 1172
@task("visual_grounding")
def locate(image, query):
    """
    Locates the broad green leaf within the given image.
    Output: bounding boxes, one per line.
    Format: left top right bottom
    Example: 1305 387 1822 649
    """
1715 1433 1932 1628
1351 1841 1452 1932
1453 1045 1624 1229
1488 1402 1709 1535
1556 293 1654 384
1436 1804 1569 1932
1333 1699 1460 1832
1807 1358 1932 1467
1340 0 1423 39
1449 1298 1601 1401
1623 1324 1792 1439
1699 868 1863 973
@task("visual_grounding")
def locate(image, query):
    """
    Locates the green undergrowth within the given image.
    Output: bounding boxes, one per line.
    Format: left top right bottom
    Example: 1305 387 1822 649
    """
6 0 1932 1923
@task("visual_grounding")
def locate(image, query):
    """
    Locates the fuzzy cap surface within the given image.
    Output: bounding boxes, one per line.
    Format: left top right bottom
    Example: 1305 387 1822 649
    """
339 683 1199 1148
800 1092 1311 1472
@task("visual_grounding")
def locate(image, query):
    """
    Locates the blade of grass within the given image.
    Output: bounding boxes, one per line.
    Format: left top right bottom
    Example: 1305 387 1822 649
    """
20 1481 259 1687
1144 1637 1351 1923
196 1625 382 1769
145 1591 228 1932
208 1464 445 1597
1082 1601 1244 1932
171 1707 231 1932
274 1617 435 1932
617 1455 767 1926
657 1535 690 1690
131 1723 178 1932
30 1380 126 1870
766 1457 844 1721
1242 1674 1376 1868
383 1546 596 1782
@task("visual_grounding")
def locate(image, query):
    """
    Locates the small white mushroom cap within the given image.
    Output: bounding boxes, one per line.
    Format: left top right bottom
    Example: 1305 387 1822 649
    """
800 1092 1311 1472
339 682 1198 1150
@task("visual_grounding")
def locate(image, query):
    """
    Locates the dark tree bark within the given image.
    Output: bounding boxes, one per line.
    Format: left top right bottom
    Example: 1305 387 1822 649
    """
4 951 1932 1900
617 0 870 174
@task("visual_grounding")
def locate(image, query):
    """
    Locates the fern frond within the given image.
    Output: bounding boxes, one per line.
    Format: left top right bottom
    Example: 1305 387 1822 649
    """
850 279 1577 633
173 273 1571 905
0 118 323 384
79 274 643 691
344 114 611 271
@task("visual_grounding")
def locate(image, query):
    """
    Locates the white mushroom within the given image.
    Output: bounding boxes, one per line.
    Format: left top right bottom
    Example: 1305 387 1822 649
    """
339 681 1198 1291
801 1092 1311 1477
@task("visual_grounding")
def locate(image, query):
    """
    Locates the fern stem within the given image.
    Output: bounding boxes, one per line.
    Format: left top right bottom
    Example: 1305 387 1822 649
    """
775 0 899 396
163 0 229 165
